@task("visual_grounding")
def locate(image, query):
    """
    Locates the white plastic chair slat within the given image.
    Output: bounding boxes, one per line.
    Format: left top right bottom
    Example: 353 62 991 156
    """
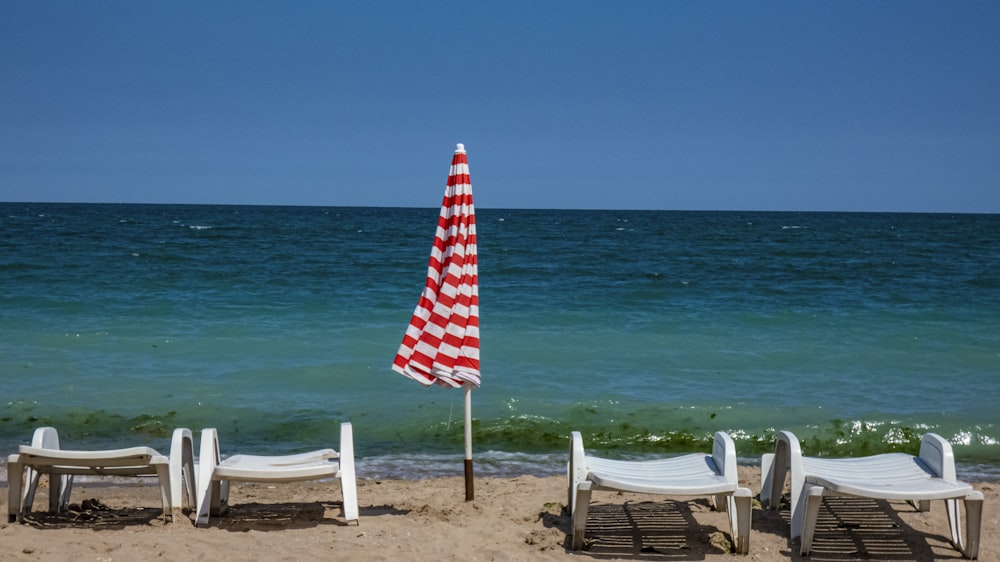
213 464 340 483
586 455 735 495
18 446 162 466
588 457 717 478
807 474 973 499
802 454 973 499
223 449 338 467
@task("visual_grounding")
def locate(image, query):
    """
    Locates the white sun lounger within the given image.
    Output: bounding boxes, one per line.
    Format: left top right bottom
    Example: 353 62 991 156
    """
568 430 751 554
195 422 359 526
7 426 195 523
760 430 982 559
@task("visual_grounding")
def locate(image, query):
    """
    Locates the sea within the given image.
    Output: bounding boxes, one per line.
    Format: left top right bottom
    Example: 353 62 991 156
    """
2 203 999 482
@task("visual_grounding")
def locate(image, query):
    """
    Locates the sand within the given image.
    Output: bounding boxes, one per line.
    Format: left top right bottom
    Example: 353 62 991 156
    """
1 466 995 561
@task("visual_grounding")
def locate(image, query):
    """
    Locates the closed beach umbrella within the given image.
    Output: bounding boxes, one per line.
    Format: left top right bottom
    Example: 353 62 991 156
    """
392 143 480 500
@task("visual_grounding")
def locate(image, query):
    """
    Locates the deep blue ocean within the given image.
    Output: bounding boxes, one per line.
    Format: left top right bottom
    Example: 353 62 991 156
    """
2 203 999 480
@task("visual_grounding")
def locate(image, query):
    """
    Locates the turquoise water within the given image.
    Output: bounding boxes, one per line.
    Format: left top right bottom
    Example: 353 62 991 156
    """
2 203 999 479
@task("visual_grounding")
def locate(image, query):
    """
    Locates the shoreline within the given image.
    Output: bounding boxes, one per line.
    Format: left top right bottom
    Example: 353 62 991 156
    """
5 454 1000 485
2 467 995 561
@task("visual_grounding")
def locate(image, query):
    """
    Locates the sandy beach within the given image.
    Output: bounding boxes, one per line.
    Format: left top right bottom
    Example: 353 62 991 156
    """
1 466 994 561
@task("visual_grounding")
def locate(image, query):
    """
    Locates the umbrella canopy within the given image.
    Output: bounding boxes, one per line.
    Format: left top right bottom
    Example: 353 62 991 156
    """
392 143 480 500
392 143 480 389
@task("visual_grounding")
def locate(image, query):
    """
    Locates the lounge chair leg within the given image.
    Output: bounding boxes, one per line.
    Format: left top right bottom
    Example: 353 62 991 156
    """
58 475 74 512
195 428 222 526
339 422 359 524
568 431 587 515
948 491 983 559
729 488 752 555
210 481 226 516
185 460 196 511
168 428 195 520
760 452 775 508
799 485 824 555
21 468 39 519
7 458 23 523
154 463 173 523
571 481 593 550
48 474 62 513
947 497 962 548
713 493 727 512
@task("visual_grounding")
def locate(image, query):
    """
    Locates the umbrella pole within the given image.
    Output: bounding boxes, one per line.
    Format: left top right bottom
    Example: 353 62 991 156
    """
464 382 474 501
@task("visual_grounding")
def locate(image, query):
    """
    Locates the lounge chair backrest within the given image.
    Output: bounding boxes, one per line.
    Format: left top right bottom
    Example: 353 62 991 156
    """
31 427 60 450
918 432 957 482
712 431 738 483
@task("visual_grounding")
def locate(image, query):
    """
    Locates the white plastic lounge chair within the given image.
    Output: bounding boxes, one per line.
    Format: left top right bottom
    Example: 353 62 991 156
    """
760 430 983 559
568 431 751 554
195 422 359 526
7 426 195 523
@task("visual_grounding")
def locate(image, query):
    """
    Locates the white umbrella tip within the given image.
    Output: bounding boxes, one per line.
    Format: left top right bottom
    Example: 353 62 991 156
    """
456 143 466 153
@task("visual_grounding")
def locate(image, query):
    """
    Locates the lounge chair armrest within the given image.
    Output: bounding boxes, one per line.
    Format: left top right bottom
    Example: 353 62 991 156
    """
170 428 195 476
168 428 195 519
195 428 224 526
197 429 221 482
171 428 193 455
761 432 806 509
769 431 807 537
568 431 587 514
776 430 803 471
919 432 957 482
772 431 804 493
339 423 355 463
760 431 805 537
339 422 359 523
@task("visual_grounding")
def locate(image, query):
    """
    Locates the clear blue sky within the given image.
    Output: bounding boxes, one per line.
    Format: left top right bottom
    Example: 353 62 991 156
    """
2 1 998 212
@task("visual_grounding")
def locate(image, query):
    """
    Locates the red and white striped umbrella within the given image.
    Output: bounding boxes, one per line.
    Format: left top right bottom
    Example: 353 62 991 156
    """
392 143 480 500
392 143 480 389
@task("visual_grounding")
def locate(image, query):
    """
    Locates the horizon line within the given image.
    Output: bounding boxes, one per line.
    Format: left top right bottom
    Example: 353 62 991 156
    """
1 200 998 216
